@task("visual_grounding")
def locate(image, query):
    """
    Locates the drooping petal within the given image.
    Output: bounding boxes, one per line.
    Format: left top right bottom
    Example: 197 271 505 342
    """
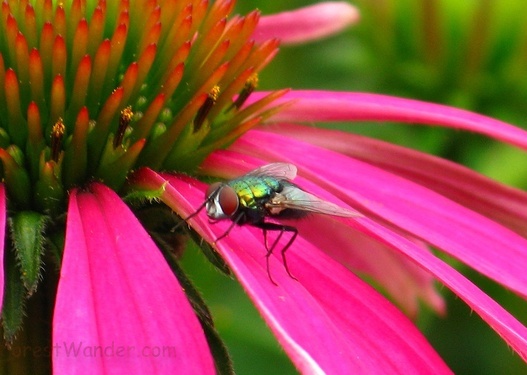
293 214 447 317
200 150 527 362
253 2 360 45
53 183 214 374
359 213 527 362
229 130 527 302
0 184 5 309
249 90 527 150
265 123 527 237
142 169 452 374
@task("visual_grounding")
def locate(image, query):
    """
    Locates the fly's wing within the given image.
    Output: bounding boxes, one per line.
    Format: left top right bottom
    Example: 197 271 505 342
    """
245 163 297 181
268 184 361 218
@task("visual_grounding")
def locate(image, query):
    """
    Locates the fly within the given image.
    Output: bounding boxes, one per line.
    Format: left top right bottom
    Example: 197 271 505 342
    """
184 163 360 284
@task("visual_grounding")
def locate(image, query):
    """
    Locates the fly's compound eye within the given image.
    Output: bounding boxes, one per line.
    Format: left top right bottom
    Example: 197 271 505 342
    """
206 182 223 199
217 185 239 216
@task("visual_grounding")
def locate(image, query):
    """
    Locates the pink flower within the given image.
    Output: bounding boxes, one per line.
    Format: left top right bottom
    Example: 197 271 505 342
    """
1 1 526 374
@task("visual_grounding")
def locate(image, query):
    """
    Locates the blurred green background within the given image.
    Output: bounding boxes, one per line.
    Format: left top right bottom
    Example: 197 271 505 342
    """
180 1 527 373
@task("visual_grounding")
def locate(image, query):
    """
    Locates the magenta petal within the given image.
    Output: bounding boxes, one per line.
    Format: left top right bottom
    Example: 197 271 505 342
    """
0 184 5 308
266 123 527 237
160 173 451 374
230 130 527 301
293 215 446 317
52 184 214 374
357 217 527 362
250 90 527 150
253 2 359 45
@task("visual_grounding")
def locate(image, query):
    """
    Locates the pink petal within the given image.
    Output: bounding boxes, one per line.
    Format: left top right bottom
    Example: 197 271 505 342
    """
200 150 527 362
0 184 5 308
53 184 214 374
293 215 446 317
147 169 451 374
266 123 527 237
302 215 446 319
359 214 527 362
253 2 360 45
229 131 527 301
249 90 527 150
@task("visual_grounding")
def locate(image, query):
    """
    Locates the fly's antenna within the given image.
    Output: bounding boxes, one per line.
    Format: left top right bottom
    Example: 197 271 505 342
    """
171 204 204 232
180 200 207 223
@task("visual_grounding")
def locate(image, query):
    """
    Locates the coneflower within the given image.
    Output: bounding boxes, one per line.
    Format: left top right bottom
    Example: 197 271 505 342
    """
1 1 527 374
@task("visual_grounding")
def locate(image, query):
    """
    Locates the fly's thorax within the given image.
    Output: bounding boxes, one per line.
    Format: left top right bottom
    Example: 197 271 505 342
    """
228 176 282 209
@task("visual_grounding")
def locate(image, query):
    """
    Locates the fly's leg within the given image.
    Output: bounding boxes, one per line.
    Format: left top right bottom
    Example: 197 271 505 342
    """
263 227 285 255
263 228 268 249
280 227 298 281
262 228 283 286
255 222 299 284
214 211 245 244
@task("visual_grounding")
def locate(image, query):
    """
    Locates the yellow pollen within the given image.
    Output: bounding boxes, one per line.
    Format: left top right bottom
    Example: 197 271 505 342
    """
114 106 134 149
246 73 259 89
52 119 65 137
210 85 221 101
121 106 134 123
51 118 66 162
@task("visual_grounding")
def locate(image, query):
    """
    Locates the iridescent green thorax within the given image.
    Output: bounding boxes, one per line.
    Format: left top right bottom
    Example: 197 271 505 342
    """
227 176 281 209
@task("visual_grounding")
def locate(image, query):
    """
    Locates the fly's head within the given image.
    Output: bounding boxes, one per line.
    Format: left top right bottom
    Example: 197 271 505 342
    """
205 182 240 221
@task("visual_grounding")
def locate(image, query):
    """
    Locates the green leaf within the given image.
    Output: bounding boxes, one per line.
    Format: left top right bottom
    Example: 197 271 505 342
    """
2 246 27 345
200 313 235 375
9 211 47 295
122 183 166 204
186 227 232 277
